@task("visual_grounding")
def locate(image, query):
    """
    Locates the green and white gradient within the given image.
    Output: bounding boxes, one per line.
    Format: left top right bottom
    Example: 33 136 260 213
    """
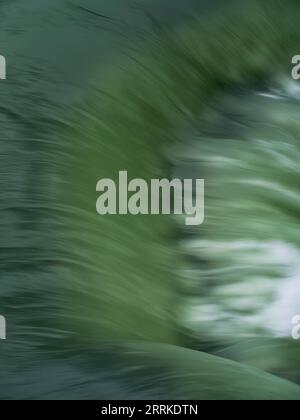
1 0 300 399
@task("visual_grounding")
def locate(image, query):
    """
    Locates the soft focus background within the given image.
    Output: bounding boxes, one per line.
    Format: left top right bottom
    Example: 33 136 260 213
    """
1 0 300 400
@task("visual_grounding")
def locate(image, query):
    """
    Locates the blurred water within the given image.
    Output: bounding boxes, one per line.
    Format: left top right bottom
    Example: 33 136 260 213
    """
0 0 233 399
172 80 300 342
1 0 300 399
